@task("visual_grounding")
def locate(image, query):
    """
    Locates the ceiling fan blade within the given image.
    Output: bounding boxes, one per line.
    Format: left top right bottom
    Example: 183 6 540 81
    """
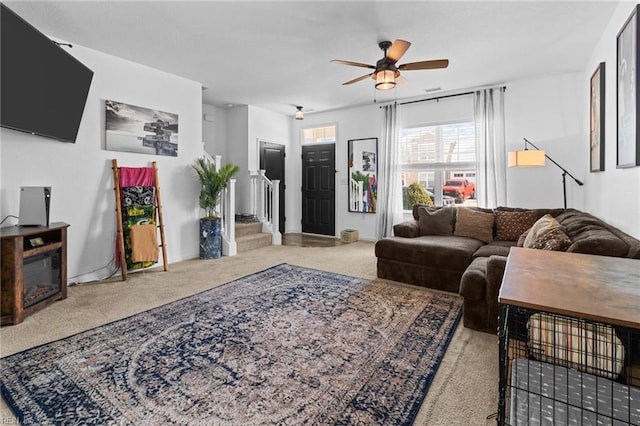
396 75 409 87
342 73 373 85
398 59 449 71
331 59 376 69
386 39 411 63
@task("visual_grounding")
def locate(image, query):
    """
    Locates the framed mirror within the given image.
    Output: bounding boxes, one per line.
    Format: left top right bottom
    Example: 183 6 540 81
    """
348 137 378 213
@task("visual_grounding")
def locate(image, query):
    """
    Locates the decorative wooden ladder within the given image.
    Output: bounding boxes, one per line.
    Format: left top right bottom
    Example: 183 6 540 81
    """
112 159 168 281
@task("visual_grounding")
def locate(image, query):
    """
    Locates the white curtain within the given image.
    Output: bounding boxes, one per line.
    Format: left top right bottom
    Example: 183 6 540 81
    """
376 103 403 239
475 87 507 208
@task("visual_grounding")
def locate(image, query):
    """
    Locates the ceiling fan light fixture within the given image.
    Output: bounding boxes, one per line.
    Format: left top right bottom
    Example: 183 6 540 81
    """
332 39 449 90
375 69 396 90
295 106 304 120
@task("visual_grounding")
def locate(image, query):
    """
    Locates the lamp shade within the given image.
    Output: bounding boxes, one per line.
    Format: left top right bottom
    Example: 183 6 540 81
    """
508 150 546 167
375 69 396 90
295 106 304 120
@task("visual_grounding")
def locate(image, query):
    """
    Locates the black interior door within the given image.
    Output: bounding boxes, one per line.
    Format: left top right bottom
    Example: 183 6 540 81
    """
302 144 335 236
260 141 285 233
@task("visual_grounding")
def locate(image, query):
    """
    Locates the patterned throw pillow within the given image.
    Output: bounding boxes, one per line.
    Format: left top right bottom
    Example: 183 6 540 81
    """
523 214 571 251
494 210 537 241
454 207 494 243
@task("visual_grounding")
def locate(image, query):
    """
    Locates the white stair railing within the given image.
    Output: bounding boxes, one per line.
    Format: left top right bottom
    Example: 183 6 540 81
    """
220 177 237 256
349 178 364 212
202 152 237 256
249 170 282 245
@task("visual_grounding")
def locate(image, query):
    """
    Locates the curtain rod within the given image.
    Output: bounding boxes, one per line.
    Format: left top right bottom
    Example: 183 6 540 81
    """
399 91 474 106
378 85 506 108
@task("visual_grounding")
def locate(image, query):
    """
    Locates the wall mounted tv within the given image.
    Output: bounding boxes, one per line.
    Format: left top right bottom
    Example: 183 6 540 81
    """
1 3 94 143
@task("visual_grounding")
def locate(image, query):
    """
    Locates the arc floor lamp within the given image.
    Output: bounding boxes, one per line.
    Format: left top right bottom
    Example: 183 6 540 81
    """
508 138 584 209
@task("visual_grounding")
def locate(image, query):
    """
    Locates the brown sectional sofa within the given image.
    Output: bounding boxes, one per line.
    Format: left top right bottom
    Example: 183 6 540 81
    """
375 205 640 334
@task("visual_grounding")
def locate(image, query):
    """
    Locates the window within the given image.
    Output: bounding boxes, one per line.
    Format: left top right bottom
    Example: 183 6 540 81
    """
302 125 336 144
400 121 476 208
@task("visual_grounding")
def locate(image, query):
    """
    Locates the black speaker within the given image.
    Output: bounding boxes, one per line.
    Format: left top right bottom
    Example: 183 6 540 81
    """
18 186 50 226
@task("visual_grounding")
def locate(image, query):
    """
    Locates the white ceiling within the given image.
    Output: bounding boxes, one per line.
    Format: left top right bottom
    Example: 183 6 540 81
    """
5 1 619 117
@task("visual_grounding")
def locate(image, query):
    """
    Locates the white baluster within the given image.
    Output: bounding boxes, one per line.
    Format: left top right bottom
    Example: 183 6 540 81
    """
222 179 237 256
271 179 281 245
258 170 266 222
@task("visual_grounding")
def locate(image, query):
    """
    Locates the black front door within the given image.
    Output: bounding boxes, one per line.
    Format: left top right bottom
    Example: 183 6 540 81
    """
301 144 335 236
260 141 285 233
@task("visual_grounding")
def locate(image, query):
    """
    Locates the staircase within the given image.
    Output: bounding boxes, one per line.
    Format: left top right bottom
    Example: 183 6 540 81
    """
235 216 272 253
199 152 281 257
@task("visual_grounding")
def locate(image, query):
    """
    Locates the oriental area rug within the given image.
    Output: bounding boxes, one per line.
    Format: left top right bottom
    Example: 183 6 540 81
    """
1 264 462 425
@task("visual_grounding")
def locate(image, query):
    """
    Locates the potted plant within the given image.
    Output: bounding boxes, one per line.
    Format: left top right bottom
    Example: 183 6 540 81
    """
192 158 240 259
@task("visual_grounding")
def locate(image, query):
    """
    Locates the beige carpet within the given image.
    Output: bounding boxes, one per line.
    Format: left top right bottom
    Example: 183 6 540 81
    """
0 241 498 425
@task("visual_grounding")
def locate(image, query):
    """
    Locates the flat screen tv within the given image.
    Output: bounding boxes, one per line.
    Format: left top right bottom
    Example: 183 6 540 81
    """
1 3 94 143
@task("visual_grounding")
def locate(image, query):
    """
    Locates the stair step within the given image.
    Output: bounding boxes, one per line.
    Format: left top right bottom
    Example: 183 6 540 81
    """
235 221 263 237
236 232 272 252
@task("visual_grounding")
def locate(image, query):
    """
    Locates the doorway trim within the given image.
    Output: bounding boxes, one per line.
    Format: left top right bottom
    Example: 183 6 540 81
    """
258 139 286 234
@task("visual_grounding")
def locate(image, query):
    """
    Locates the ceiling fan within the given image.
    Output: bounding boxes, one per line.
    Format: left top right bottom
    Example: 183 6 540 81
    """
331 39 449 90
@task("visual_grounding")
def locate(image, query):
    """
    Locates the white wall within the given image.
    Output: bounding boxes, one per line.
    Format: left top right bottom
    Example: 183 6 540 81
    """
291 104 381 240
247 106 291 228
225 105 291 215
288 98 476 240
225 106 250 213
247 105 291 175
504 73 586 211
4 4 636 287
583 2 640 239
202 103 227 160
0 42 203 283
502 6 640 242
288 69 640 241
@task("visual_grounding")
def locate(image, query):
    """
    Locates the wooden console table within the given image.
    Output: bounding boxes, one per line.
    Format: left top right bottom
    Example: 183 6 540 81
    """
499 247 640 327
1 222 69 325
497 247 640 425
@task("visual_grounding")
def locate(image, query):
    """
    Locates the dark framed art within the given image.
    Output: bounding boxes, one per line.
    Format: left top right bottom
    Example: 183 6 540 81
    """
616 5 640 168
590 62 605 172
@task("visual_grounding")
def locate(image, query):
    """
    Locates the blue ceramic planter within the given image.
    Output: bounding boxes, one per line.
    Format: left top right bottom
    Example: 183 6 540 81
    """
199 218 221 259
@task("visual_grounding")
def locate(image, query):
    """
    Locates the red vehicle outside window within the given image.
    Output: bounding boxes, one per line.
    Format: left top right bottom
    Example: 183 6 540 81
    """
442 178 475 202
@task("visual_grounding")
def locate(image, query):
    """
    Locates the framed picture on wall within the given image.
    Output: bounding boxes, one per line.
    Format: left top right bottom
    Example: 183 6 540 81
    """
105 100 179 157
590 62 605 172
348 138 378 213
616 5 640 168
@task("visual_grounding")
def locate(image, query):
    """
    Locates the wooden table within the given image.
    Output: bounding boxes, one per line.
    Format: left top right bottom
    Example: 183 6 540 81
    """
499 247 640 328
496 247 640 424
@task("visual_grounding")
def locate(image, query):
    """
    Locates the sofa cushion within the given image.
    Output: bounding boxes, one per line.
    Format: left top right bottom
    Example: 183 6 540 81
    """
473 241 515 259
375 235 484 273
494 209 538 241
393 220 420 238
459 257 488 301
412 203 431 220
454 207 494 243
418 206 454 236
555 210 629 257
567 226 629 257
523 214 571 251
